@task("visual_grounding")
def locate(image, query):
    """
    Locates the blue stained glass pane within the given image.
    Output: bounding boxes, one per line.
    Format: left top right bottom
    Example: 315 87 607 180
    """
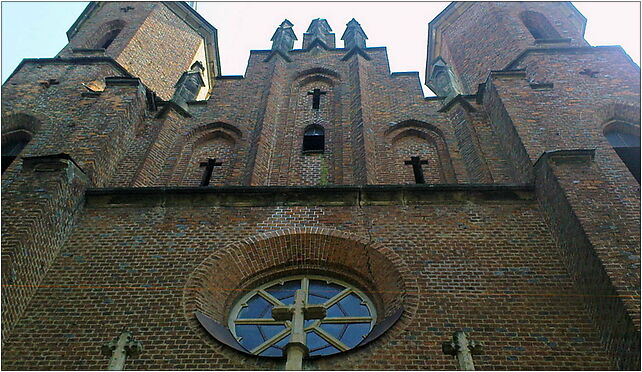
266 280 300 305
338 293 370 317
236 324 263 350
274 334 289 348
258 333 289 357
305 319 316 328
260 346 283 357
341 323 371 348
326 303 345 317
310 344 340 356
306 330 330 350
319 323 346 339
258 324 286 340
237 324 286 351
308 294 328 305
309 280 343 301
238 295 273 319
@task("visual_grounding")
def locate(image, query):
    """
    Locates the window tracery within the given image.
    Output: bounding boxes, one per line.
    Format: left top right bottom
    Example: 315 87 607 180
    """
228 275 376 357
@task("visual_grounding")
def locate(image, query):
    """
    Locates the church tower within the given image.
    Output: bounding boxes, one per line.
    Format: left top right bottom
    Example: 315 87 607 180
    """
58 1 219 100
426 2 588 95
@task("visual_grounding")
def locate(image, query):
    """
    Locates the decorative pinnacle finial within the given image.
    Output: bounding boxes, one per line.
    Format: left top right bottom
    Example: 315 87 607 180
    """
271 19 297 52
306 18 333 34
341 18 368 49
303 18 335 49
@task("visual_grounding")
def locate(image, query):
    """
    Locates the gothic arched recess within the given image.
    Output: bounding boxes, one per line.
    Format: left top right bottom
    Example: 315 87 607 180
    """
279 68 342 185
519 11 561 40
382 120 456 184
603 120 640 183
87 19 126 50
166 122 243 187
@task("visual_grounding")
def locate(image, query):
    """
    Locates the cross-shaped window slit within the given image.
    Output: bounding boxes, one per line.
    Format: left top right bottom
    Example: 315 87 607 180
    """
307 89 327 110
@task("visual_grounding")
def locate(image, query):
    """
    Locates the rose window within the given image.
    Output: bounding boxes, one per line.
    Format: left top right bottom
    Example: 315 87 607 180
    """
227 275 377 357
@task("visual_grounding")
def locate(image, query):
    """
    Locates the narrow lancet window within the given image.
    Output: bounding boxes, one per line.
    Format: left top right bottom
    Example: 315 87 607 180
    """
604 121 640 183
520 11 561 40
2 134 31 173
98 28 122 49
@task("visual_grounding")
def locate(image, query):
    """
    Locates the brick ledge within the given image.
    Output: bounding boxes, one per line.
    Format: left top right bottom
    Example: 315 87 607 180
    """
85 184 535 208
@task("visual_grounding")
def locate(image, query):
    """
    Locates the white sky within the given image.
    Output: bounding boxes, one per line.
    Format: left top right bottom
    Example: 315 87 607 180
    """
1 1 640 97
200 1 640 96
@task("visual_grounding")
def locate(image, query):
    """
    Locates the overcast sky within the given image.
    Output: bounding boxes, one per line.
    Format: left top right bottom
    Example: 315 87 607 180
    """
2 1 640 96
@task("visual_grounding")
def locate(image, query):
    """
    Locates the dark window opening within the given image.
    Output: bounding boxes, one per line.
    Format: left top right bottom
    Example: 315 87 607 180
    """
605 125 641 183
303 125 325 153
520 11 561 40
613 147 640 183
2 137 29 173
98 28 122 49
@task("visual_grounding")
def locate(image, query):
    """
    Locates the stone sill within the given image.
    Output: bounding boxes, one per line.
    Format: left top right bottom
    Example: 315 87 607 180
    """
85 184 535 208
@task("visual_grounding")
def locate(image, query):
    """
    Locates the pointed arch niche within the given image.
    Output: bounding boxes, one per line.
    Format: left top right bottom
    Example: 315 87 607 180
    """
169 122 242 187
383 120 455 184
519 11 561 40
603 120 640 183
85 19 126 50
286 68 341 185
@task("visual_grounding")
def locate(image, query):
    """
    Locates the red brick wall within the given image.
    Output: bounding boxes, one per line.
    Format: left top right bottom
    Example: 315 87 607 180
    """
1 158 89 346
482 46 640 369
0 192 614 370
534 152 640 369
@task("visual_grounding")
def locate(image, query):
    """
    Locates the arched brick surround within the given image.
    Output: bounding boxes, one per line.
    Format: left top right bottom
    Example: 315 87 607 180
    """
165 122 243 186
382 120 456 184
183 227 417 361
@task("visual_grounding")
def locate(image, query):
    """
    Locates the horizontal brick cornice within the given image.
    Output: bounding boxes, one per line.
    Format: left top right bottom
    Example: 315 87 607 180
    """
504 46 639 71
3 57 132 86
85 184 535 208
534 149 596 168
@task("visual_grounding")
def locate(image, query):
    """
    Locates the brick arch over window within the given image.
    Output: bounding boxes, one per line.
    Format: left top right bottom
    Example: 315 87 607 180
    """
168 122 242 187
85 19 126 49
184 227 417 361
595 103 641 184
383 120 456 184
520 11 561 40
294 67 341 82
1 113 41 173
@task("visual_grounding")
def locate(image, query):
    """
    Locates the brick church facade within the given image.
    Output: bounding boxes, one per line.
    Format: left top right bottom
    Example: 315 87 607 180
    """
1 2 639 370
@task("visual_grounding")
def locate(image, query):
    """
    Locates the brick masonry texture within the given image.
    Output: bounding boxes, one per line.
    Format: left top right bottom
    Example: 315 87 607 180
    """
0 199 615 370
1 1 639 370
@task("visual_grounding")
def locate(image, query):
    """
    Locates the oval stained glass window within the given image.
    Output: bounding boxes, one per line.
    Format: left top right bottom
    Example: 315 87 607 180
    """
228 275 377 357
